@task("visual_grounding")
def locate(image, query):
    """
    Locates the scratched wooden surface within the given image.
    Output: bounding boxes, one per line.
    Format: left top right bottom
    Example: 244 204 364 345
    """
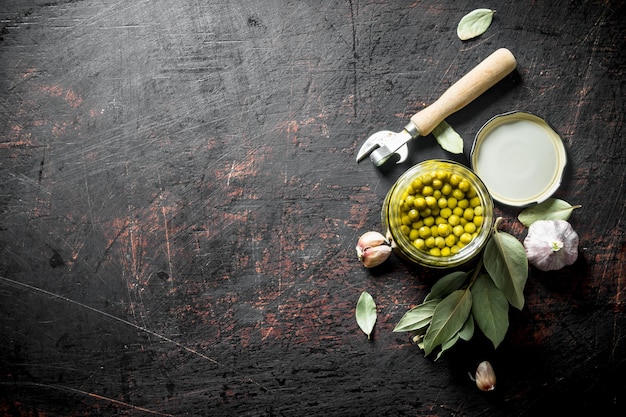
1 1 624 416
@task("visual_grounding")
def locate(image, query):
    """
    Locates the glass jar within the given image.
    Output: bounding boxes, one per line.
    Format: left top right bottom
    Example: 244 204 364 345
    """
382 159 494 268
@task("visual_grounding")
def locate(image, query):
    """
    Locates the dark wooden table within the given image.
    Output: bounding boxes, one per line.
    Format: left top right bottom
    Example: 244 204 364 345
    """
1 1 624 415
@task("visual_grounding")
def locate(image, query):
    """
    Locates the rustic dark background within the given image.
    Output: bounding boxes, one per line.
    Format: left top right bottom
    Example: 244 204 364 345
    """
1 1 624 416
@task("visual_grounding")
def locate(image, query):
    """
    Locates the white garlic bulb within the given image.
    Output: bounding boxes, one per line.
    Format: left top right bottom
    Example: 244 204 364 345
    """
523 220 579 271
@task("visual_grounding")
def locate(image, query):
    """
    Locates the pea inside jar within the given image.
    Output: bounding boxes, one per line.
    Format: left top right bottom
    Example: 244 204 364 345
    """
382 160 493 268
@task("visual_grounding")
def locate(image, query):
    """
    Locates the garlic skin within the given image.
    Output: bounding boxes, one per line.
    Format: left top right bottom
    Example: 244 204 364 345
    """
356 231 392 268
524 220 579 271
475 361 496 392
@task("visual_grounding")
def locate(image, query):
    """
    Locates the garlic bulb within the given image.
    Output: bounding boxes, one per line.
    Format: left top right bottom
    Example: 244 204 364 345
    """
475 361 496 391
356 231 392 268
524 219 579 271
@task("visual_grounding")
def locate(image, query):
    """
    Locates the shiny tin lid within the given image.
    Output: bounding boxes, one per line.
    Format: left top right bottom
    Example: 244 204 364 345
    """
470 111 567 207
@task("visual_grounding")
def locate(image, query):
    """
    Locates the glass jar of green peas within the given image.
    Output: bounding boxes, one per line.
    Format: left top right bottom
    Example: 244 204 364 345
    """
382 159 494 268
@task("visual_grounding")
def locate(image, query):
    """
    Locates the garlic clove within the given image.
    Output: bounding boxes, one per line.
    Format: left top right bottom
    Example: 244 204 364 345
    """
359 244 392 268
356 231 392 268
475 360 496 392
524 220 579 271
357 231 388 249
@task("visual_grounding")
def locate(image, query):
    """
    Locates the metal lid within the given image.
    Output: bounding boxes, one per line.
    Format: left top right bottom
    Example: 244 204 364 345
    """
470 111 567 207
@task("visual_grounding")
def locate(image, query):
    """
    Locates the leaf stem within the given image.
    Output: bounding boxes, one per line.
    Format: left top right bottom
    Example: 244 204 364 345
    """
467 257 484 289
492 217 503 233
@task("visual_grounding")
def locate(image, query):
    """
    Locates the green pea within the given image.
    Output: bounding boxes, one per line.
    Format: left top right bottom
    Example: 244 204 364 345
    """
437 223 450 237
449 174 462 186
458 180 471 192
436 170 450 181
459 232 473 244
464 222 477 234
452 189 465 200
418 226 431 239
445 234 457 247
414 197 427 210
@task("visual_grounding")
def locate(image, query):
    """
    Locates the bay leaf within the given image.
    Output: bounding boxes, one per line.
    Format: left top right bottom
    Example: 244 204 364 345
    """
432 120 464 154
434 313 475 360
423 289 472 356
483 231 528 310
435 332 460 361
471 274 509 348
457 9 495 41
393 299 440 332
518 198 582 227
458 313 475 342
355 291 377 339
425 271 468 302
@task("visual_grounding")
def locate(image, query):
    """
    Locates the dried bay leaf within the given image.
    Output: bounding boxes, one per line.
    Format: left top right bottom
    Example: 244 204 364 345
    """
471 274 509 349
423 289 472 356
432 120 464 154
425 271 468 301
457 9 495 40
518 198 582 227
393 299 440 332
355 291 377 339
483 230 528 310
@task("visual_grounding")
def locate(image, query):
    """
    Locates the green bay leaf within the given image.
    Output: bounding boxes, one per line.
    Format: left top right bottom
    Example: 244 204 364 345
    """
483 231 528 310
432 120 464 154
458 313 475 342
425 271 468 302
471 274 509 348
457 9 495 41
423 289 472 356
435 332 460 361
393 299 440 332
518 198 582 227
434 313 475 360
355 291 377 339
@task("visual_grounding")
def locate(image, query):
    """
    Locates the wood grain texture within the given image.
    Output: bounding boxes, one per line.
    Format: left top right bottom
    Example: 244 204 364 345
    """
1 1 624 415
